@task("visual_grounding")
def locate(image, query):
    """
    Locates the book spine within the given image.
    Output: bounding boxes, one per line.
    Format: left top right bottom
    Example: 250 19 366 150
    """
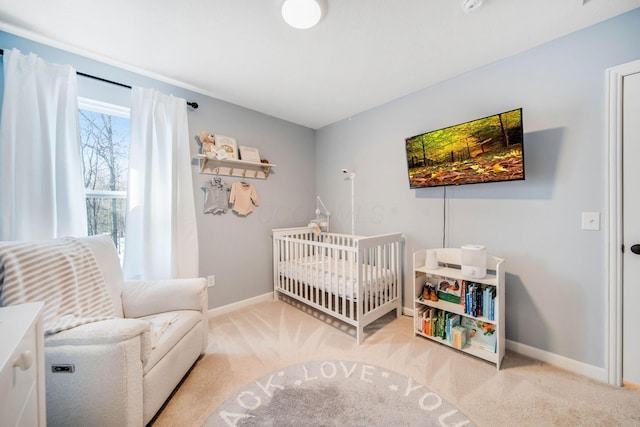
483 287 489 319
492 287 496 321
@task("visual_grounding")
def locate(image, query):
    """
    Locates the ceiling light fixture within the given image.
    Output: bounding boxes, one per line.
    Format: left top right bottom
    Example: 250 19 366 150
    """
461 0 483 13
281 0 322 29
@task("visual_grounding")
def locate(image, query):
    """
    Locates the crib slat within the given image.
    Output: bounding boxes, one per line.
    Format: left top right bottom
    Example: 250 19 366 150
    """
370 246 376 310
378 245 383 308
342 248 347 318
368 246 374 312
320 244 325 308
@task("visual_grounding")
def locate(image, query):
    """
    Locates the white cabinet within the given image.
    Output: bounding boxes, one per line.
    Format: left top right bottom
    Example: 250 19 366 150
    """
194 155 276 180
0 302 46 426
413 248 505 369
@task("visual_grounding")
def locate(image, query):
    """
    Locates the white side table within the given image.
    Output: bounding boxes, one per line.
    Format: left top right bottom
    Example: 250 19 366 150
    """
0 302 46 426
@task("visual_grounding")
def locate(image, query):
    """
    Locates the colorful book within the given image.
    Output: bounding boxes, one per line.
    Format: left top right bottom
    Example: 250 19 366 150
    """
466 283 479 316
436 277 462 299
445 313 461 344
451 326 467 349
438 291 461 304
437 310 446 339
461 317 497 353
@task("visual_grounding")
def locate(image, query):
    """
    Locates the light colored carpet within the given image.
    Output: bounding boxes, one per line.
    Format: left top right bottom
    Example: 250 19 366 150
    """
150 299 640 426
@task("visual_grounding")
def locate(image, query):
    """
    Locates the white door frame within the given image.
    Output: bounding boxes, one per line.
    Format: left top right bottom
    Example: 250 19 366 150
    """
607 59 640 386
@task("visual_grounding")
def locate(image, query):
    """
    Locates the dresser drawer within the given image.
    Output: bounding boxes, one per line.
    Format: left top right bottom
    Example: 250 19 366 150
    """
0 321 38 426
0 302 44 427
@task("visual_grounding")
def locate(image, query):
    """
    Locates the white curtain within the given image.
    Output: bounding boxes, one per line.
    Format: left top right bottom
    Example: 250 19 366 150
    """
0 49 87 241
124 87 198 280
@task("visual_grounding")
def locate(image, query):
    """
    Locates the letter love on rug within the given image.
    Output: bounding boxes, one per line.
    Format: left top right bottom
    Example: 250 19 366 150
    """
204 360 475 427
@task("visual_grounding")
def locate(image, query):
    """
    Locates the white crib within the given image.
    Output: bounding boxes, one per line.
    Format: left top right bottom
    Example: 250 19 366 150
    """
272 227 403 344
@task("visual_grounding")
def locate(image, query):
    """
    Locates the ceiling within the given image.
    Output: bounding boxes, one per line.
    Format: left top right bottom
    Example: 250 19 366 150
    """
0 1 639 129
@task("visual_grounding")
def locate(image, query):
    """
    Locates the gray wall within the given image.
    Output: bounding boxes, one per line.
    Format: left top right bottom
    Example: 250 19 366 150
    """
0 31 316 310
315 9 640 369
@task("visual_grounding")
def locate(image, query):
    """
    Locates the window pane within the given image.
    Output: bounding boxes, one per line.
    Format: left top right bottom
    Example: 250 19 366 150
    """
79 109 130 192
79 102 130 257
85 196 127 257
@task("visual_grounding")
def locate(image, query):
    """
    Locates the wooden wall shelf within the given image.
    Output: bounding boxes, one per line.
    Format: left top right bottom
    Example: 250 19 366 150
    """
194 154 275 180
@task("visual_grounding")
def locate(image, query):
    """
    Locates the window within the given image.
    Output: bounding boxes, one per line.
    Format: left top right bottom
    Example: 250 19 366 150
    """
79 98 130 259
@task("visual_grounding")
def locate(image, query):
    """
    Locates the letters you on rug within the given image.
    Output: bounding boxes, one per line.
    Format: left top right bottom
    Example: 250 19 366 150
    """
205 360 475 427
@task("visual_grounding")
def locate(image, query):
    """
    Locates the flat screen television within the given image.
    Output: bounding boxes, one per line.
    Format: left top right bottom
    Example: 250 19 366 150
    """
404 108 524 188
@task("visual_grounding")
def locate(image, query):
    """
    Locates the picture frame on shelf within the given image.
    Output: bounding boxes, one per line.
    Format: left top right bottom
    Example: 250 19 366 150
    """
214 134 238 159
239 146 261 163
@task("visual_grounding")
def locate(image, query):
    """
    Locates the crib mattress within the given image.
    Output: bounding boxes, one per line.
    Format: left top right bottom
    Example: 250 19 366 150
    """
277 255 394 299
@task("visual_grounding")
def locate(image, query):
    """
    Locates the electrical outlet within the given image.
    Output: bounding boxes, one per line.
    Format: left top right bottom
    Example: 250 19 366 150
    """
207 275 215 288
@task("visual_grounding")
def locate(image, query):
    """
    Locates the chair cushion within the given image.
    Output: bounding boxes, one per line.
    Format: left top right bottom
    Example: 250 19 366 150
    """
140 310 202 374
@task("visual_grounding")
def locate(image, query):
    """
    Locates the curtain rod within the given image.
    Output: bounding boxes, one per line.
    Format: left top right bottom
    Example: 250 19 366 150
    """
0 48 198 109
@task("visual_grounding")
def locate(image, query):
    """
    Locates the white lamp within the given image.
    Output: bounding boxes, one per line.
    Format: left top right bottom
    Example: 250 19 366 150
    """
282 0 322 29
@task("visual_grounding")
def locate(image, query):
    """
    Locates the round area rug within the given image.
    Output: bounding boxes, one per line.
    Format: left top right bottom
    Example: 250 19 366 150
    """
203 360 475 427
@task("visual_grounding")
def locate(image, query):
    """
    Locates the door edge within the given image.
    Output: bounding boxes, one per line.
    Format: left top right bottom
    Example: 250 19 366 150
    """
607 59 640 387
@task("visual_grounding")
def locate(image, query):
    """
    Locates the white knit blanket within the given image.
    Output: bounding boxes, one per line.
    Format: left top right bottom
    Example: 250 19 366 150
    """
0 237 117 334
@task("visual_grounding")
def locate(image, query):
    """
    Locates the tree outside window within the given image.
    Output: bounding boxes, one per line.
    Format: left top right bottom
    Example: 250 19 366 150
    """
79 98 130 260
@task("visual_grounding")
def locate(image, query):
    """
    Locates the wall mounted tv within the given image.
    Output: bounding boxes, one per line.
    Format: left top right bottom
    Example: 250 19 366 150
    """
404 108 524 188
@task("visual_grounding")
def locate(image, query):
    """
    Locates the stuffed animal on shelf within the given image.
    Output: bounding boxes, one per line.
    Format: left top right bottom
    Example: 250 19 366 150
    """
198 131 215 154
198 131 227 160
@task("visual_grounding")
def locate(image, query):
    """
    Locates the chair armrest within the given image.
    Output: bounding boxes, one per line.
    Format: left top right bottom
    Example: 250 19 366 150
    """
121 278 207 319
44 318 152 364
44 318 149 425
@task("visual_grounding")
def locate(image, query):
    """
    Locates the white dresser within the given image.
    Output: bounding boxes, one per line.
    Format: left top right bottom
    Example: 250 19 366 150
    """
0 302 46 426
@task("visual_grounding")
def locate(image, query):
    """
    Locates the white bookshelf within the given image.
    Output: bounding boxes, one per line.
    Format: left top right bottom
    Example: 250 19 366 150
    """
413 248 505 369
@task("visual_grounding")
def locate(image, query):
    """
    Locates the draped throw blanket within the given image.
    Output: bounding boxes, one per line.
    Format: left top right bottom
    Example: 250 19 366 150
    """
0 237 117 334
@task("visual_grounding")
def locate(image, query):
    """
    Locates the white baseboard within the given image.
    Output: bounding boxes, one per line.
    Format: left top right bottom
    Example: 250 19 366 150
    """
505 339 607 383
403 306 606 383
208 292 273 318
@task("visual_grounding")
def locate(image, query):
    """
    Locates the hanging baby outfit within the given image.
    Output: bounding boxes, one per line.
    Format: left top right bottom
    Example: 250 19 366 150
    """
202 178 230 214
229 182 259 216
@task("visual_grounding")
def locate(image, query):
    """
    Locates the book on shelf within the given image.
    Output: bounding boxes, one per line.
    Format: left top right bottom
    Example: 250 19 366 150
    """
451 326 467 349
445 313 461 344
425 315 436 336
437 310 446 339
416 307 440 337
430 308 439 337
464 282 475 316
416 307 428 334
461 317 497 353
482 286 496 321
464 281 496 320
433 277 462 304
415 310 424 333
419 307 477 345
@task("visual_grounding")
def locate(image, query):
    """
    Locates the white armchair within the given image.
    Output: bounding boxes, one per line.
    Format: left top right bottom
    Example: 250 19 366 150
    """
0 235 208 426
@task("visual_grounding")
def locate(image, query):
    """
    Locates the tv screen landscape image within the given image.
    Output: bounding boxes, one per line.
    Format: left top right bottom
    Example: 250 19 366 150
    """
405 108 525 188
